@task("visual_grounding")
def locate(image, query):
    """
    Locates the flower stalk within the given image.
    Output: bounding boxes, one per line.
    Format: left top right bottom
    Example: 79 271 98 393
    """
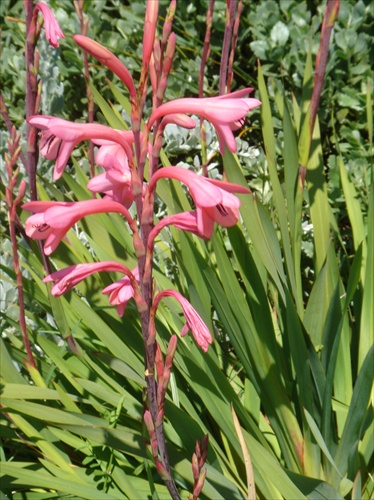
20 2 260 497
5 128 37 370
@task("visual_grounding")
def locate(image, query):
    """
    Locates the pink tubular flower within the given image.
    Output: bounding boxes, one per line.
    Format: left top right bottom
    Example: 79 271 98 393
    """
153 290 212 352
23 199 134 255
28 115 134 180
149 212 205 247
148 88 261 153
87 137 135 207
73 35 136 99
149 167 250 238
34 2 64 48
160 114 196 129
43 261 132 296
102 267 140 317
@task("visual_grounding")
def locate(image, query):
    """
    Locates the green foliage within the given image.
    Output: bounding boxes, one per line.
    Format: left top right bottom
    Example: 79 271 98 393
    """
1 1 373 499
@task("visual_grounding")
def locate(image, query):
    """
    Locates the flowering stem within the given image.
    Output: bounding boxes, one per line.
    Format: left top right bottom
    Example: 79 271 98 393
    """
199 0 215 175
310 0 339 139
0 93 28 169
137 167 180 498
227 0 242 93
6 131 37 370
219 0 237 95
24 0 39 202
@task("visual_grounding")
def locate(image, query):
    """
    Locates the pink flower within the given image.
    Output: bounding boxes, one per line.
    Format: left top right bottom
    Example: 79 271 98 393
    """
94 136 134 171
28 116 134 180
148 88 261 153
149 167 250 238
102 267 139 317
34 2 64 48
87 137 135 207
153 290 212 352
23 199 134 255
73 35 136 99
43 261 131 295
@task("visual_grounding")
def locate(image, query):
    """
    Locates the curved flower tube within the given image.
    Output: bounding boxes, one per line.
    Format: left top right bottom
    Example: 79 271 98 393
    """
87 138 136 207
149 212 206 246
23 199 136 255
148 89 261 153
44 261 132 295
28 115 134 180
34 2 64 48
149 167 250 238
153 290 212 352
143 211 205 283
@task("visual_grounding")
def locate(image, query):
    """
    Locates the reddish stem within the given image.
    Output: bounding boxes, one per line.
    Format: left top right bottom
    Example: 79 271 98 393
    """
24 0 39 202
6 134 37 370
199 0 215 175
0 94 28 169
226 0 242 92
219 0 237 95
310 0 340 137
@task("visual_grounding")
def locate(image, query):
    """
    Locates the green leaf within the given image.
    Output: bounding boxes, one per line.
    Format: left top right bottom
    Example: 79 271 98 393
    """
89 80 127 130
0 462 120 499
0 339 26 384
330 344 374 489
359 184 374 370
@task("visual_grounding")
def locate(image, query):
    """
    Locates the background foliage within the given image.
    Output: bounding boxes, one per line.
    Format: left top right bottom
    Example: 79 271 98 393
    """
1 1 373 499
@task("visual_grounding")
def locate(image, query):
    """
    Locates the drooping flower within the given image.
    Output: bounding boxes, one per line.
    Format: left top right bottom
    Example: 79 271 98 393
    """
34 2 64 48
73 35 136 99
149 167 250 238
153 290 212 352
23 199 134 255
43 261 132 296
148 88 261 153
87 137 135 207
143 211 205 283
102 267 140 317
28 116 134 180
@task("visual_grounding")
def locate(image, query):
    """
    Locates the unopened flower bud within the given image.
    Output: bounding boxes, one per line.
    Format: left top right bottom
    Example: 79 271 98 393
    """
155 409 164 428
191 453 199 482
156 460 171 481
161 0 176 46
165 334 177 370
193 468 207 498
14 181 27 206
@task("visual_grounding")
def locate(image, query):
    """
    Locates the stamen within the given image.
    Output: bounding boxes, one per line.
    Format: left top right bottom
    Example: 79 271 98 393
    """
40 133 57 152
216 204 228 216
32 223 50 233
55 138 63 158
